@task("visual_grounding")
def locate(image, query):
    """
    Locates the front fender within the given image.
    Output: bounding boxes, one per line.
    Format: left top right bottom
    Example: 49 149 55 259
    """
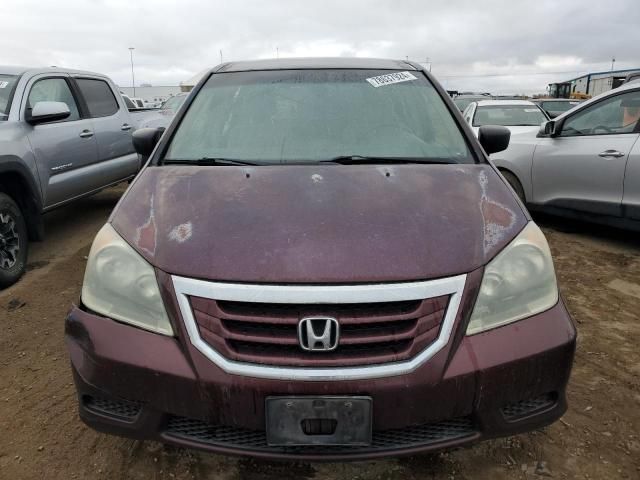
489 141 537 203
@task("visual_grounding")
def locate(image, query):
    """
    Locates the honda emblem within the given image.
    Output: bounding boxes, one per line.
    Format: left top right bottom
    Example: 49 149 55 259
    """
298 317 339 352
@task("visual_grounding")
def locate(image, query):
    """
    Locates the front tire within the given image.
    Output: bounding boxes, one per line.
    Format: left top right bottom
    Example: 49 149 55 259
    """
500 170 526 203
0 193 28 289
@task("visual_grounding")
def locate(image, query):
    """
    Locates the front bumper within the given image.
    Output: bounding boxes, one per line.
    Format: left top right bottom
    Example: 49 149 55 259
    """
65 291 576 461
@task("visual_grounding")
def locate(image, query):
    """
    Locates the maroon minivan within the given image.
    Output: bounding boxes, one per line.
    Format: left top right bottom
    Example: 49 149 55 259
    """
66 58 576 460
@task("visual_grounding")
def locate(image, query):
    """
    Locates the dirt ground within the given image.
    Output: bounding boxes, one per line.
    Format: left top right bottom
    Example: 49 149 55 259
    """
0 185 639 480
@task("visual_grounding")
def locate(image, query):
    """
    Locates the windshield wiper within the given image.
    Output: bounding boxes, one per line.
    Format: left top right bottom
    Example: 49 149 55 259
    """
163 157 262 166
319 155 456 165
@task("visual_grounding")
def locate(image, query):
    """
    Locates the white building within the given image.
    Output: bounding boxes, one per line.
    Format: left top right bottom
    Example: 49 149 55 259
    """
179 69 210 92
567 68 640 97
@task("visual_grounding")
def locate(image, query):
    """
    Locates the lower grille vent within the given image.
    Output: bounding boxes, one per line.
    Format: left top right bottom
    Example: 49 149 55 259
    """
84 395 142 421
165 415 475 453
501 393 556 421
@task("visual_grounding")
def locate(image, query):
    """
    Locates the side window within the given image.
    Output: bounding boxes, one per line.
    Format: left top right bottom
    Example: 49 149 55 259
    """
27 78 80 121
75 79 119 117
561 90 640 136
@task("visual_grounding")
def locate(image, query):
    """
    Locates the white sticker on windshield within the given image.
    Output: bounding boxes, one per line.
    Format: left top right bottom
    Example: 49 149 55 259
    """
0 81 9 89
366 71 417 88
524 108 539 112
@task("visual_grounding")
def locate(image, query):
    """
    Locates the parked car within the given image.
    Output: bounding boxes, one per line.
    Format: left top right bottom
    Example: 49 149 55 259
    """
66 58 576 460
0 66 152 287
120 93 137 109
130 97 145 108
453 94 490 112
623 72 640 85
137 92 189 129
531 98 582 118
462 100 549 136
491 81 640 230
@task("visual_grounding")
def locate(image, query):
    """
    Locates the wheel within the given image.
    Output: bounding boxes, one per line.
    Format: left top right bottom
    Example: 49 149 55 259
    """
500 170 526 203
0 192 28 288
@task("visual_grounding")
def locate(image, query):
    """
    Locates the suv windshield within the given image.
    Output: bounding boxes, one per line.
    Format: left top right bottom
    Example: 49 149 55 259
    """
164 69 474 164
473 104 547 127
0 75 19 119
541 101 580 113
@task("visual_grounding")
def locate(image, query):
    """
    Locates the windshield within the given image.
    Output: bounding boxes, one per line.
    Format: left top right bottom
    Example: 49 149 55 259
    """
541 101 580 113
473 104 547 127
162 94 186 111
164 69 474 164
0 75 19 118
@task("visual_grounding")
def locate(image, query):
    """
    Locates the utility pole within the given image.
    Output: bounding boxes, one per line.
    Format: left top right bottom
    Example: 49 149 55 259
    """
276 47 279 58
220 50 223 63
128 47 136 97
611 56 616 72
426 57 432 72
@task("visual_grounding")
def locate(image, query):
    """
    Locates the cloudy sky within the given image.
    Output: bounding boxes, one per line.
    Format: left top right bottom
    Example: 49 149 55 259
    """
2 0 639 94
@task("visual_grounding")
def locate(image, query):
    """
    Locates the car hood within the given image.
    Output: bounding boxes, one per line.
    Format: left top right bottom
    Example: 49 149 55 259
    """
111 164 527 283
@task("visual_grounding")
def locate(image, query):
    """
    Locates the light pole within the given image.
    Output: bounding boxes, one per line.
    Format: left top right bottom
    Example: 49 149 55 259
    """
128 47 136 97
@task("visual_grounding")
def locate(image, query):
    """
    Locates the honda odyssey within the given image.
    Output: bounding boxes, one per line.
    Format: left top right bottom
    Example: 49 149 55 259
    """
66 58 576 460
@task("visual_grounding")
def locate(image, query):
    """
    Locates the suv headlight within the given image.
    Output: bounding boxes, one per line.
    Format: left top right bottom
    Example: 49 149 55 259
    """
81 223 173 336
466 222 558 335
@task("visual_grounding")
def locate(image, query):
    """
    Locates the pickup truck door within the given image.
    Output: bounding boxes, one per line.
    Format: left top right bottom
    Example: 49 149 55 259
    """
531 89 640 217
72 76 139 183
23 74 100 209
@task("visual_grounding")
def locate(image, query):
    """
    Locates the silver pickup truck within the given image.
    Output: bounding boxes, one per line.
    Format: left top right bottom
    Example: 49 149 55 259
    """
0 66 153 288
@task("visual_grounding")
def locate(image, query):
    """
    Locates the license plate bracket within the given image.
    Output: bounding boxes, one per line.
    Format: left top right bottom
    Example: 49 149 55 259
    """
265 396 372 446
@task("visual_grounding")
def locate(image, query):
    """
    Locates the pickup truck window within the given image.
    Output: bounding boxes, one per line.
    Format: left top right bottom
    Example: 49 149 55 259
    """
76 78 119 117
0 74 19 118
27 78 80 121
165 69 474 164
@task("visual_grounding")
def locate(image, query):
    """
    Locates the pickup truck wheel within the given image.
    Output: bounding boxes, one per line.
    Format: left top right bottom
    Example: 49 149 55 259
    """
0 193 28 289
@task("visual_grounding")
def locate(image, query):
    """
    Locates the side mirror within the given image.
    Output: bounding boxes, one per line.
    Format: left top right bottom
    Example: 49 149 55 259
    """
538 120 558 137
478 125 510 155
132 127 165 157
26 101 71 125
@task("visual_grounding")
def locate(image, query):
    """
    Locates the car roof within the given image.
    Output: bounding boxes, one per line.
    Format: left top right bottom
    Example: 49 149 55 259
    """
535 98 580 102
455 95 488 99
215 57 418 73
475 99 536 106
0 65 110 78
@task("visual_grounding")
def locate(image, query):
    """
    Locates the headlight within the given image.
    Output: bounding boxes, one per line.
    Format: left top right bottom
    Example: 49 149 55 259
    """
81 223 173 335
466 222 558 335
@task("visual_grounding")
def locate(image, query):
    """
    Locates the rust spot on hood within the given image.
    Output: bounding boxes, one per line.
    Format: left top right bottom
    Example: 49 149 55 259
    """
168 222 193 243
134 194 157 255
478 171 517 254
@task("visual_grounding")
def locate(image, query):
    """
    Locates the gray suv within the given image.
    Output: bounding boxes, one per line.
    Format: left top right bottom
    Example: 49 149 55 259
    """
0 67 143 287
491 82 640 230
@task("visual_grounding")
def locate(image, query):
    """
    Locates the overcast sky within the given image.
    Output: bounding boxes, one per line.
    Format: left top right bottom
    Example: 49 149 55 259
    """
2 0 639 94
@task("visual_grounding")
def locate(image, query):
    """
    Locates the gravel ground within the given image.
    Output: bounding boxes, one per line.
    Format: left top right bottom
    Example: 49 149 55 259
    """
0 185 639 479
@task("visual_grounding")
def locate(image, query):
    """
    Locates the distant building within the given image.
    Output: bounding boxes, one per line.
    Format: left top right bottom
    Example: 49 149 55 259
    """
564 68 640 97
180 69 210 92
118 85 182 103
